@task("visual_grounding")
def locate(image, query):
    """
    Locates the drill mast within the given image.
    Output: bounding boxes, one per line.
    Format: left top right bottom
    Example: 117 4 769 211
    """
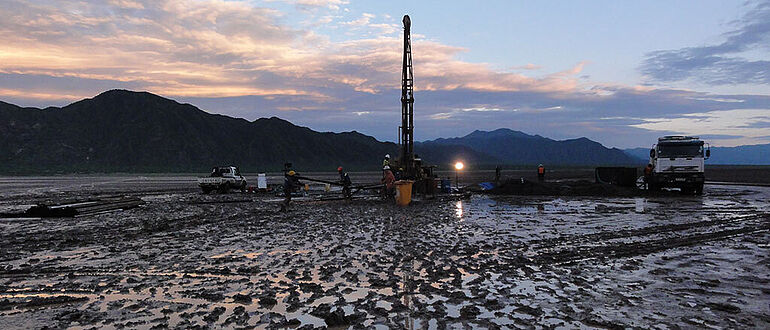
399 15 415 176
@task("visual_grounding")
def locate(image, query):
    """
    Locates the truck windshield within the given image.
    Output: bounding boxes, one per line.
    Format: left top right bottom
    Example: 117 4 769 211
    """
658 144 703 157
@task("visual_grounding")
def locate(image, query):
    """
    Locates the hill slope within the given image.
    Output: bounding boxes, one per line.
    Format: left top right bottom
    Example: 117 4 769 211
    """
0 90 398 173
420 129 641 166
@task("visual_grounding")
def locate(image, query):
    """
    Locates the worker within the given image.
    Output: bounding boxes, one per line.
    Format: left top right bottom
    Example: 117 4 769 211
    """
643 163 654 190
381 165 396 199
537 164 545 182
281 170 300 212
338 166 352 199
495 165 502 184
383 154 391 168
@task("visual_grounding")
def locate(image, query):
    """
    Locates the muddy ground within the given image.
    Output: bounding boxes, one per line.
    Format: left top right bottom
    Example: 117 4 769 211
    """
0 174 769 329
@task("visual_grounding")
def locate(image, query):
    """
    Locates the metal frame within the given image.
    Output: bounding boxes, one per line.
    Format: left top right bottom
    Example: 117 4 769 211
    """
400 15 415 177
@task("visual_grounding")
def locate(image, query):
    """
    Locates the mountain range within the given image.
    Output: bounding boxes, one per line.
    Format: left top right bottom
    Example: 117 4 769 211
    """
624 144 770 165
0 90 397 173
2 89 761 174
419 129 638 166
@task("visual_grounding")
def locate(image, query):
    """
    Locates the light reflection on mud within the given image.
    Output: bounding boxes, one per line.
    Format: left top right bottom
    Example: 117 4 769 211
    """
0 178 768 328
455 200 463 219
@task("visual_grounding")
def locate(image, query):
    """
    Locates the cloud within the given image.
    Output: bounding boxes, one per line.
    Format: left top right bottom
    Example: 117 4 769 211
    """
507 64 543 71
289 0 348 10
174 83 770 148
0 0 585 101
109 0 144 9
640 0 770 85
342 13 375 26
630 109 770 146
696 134 745 140
0 0 305 98
738 120 770 128
0 0 769 148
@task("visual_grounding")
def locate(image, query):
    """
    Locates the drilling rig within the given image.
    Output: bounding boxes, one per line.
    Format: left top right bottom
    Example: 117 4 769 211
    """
398 15 415 177
395 15 435 192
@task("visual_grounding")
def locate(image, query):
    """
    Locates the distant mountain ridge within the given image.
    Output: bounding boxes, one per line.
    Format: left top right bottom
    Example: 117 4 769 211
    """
420 128 641 166
2 90 653 174
0 90 398 173
625 144 770 165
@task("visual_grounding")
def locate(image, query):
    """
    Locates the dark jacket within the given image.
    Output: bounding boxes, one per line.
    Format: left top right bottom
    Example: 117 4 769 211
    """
339 172 351 186
284 175 300 193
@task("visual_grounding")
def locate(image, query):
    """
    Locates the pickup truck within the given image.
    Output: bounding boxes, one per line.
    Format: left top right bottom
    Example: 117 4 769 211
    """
198 166 247 193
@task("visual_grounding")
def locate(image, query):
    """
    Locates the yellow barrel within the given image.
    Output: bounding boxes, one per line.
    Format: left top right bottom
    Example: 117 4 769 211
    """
394 180 413 206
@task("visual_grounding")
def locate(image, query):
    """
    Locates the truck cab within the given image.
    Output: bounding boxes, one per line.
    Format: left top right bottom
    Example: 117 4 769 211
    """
649 136 710 194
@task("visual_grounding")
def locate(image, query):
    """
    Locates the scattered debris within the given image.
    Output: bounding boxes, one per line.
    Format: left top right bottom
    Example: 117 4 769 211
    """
1 196 144 218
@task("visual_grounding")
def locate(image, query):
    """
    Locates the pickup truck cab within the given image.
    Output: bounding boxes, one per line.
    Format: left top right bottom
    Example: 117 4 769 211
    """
198 166 247 193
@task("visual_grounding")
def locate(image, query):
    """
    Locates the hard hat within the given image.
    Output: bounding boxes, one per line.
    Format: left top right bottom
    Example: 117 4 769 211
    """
385 154 390 159
288 170 296 176
383 165 390 170
538 164 543 167
337 166 343 172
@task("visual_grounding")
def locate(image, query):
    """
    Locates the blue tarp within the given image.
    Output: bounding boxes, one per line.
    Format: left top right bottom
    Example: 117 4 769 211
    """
479 182 495 190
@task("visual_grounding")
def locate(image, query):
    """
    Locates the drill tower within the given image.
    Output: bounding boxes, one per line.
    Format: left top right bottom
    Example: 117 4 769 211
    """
399 15 415 177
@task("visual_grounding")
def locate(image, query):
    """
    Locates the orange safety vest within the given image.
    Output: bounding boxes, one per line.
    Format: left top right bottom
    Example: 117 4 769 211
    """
538 166 544 175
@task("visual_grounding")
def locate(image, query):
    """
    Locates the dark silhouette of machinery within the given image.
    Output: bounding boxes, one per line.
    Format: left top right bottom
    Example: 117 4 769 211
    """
394 15 436 193
398 15 415 176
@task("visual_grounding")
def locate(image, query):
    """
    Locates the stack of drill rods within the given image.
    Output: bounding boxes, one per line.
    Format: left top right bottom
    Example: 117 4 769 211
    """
71 197 144 216
294 175 382 190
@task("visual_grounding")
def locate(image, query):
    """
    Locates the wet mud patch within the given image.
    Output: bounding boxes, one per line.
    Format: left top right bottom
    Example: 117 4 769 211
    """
0 178 769 328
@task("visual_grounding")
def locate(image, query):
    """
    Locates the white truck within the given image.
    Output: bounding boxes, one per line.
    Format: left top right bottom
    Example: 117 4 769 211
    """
198 166 247 193
648 136 710 194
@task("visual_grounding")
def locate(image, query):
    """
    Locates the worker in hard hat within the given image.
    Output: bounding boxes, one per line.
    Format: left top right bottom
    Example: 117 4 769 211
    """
537 164 545 182
381 165 396 199
281 170 300 212
338 166 352 199
383 154 391 168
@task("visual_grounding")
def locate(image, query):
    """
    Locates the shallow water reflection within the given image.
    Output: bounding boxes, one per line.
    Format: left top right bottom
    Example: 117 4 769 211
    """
455 200 463 219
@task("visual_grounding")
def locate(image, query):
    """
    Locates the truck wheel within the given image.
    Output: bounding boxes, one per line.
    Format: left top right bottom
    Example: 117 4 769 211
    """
219 182 231 194
240 181 247 192
202 187 213 194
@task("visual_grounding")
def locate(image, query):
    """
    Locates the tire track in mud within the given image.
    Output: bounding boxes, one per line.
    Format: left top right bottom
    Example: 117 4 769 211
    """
530 214 770 265
529 213 768 250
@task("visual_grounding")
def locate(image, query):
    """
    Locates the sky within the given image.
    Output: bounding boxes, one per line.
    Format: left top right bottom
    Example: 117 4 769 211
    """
1 0 769 148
